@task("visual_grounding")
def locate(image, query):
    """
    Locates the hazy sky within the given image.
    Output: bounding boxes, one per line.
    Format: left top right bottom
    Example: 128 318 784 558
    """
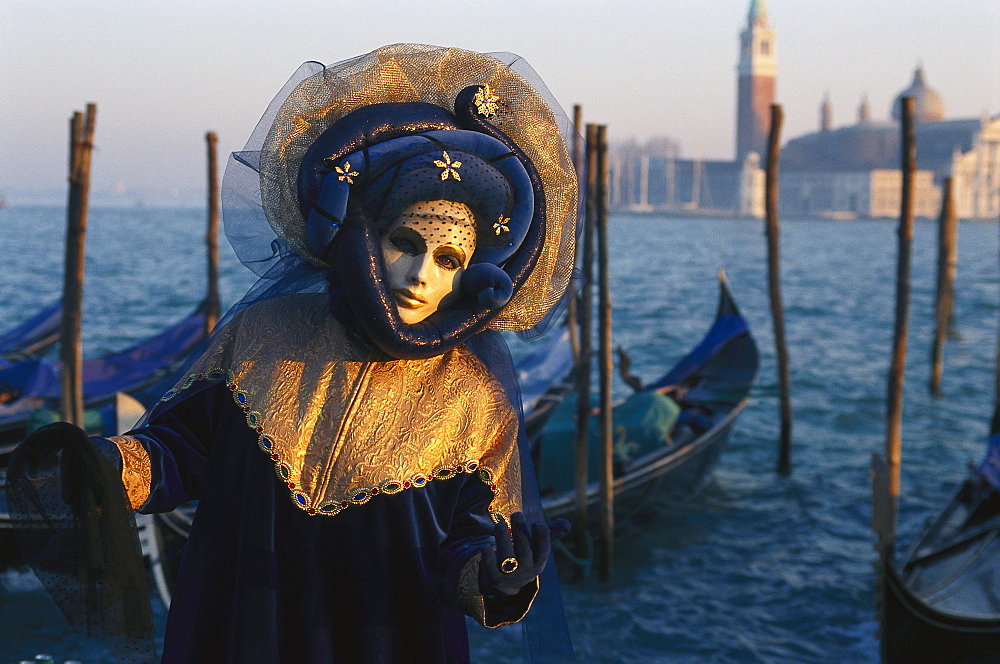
2 0 999 203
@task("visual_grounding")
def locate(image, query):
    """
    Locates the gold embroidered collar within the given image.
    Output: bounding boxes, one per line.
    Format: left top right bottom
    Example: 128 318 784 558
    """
162 294 523 520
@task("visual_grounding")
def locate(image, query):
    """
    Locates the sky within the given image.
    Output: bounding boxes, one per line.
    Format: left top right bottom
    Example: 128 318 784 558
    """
1 0 999 205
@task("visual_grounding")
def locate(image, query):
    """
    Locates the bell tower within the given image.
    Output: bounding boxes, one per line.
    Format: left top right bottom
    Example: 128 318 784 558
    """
736 0 778 161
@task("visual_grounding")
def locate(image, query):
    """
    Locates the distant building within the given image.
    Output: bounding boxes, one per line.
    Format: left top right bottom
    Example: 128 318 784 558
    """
610 0 999 221
609 142 763 217
610 0 769 218
781 67 1000 220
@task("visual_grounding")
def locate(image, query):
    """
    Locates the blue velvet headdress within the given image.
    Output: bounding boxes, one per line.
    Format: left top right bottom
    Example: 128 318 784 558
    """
297 114 542 358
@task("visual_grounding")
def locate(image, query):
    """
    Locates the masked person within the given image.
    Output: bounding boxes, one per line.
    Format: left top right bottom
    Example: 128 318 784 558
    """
9 44 579 664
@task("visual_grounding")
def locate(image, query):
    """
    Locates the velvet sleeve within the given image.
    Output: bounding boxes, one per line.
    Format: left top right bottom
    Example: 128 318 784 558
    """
94 382 228 513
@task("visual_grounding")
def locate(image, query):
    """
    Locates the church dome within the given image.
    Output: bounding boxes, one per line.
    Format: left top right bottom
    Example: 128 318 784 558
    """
892 66 945 122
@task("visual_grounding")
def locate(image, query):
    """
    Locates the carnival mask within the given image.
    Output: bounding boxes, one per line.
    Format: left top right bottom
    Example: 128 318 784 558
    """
381 200 477 324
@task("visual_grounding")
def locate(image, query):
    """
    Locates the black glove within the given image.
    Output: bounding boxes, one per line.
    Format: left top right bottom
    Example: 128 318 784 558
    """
478 512 570 596
47 422 99 514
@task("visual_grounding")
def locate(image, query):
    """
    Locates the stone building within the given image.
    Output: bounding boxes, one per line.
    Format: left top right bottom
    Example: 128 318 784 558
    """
610 0 1000 221
608 140 763 216
781 68 1000 220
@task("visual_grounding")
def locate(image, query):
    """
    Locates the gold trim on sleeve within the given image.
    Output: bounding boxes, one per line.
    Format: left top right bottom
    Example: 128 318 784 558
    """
108 435 151 510
457 552 487 624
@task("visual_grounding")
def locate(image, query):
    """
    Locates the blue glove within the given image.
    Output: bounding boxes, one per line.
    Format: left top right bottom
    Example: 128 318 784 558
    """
478 512 570 596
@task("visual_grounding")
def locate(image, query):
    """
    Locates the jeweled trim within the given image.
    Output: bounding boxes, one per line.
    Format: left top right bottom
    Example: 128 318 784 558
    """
160 369 226 402
220 375 503 518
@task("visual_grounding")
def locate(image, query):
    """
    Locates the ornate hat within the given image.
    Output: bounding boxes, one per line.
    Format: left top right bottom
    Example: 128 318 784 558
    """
256 44 578 337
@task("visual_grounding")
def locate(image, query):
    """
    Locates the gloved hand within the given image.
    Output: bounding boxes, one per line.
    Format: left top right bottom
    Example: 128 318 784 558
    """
478 512 570 596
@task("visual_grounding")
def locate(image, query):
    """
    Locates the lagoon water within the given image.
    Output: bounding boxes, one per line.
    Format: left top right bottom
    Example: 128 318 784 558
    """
1 205 997 663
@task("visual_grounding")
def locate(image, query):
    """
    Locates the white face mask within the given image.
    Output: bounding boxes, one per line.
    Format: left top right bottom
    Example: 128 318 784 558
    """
380 200 477 324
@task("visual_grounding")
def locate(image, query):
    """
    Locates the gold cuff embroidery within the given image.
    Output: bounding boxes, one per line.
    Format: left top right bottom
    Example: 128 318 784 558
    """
456 552 540 628
109 435 151 509
457 553 487 624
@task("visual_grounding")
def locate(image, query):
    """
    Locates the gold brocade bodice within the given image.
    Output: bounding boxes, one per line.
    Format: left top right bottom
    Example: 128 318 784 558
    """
161 293 523 520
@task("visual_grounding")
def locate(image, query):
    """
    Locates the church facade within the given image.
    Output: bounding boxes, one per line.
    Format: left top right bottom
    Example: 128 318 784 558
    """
781 68 1000 220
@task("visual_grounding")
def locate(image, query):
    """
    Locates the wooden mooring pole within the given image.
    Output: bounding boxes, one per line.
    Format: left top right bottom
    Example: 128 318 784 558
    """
594 124 614 581
205 131 221 335
992 216 1000 435
59 103 97 427
992 300 1000 436
929 176 957 397
765 103 793 476
573 122 596 552
566 104 583 363
885 96 917 541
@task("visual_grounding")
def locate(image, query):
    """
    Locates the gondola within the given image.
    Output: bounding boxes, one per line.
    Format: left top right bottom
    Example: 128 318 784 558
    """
876 433 1000 663
536 271 758 521
0 304 207 458
0 300 61 364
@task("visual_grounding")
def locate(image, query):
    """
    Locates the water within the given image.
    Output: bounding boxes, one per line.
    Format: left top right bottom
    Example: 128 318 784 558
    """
1 205 998 663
